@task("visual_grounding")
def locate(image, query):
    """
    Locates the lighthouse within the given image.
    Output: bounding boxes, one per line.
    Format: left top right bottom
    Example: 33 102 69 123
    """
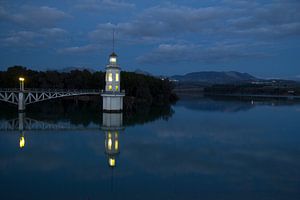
101 51 125 112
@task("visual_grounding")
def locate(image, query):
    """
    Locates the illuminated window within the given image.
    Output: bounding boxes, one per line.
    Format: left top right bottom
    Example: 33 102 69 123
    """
108 138 112 150
115 85 119 91
108 73 113 82
116 73 119 82
107 132 112 150
115 140 119 151
108 85 112 90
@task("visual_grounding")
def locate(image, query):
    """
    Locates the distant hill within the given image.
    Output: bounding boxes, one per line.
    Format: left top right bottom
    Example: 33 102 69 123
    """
58 67 96 73
134 69 152 76
171 71 258 84
288 76 300 82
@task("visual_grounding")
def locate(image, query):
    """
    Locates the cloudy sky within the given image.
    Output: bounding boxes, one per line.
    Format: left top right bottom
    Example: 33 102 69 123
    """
0 0 299 77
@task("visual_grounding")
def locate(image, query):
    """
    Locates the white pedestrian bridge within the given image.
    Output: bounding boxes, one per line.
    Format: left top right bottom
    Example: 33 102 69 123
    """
0 88 101 111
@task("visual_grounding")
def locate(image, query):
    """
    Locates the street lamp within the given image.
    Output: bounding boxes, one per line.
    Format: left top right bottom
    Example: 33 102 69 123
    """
19 77 25 91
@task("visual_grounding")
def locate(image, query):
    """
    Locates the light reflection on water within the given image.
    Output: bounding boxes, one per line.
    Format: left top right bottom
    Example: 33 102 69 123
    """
0 98 300 200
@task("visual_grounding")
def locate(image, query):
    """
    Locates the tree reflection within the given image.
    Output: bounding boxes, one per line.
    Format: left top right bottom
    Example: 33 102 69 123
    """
0 100 174 127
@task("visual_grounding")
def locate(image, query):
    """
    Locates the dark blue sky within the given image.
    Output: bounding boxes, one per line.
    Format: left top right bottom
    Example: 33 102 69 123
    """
0 0 299 78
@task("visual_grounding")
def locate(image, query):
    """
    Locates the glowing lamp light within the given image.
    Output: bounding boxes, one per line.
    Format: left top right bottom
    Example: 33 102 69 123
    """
109 158 116 167
19 136 25 148
110 57 116 63
19 77 25 82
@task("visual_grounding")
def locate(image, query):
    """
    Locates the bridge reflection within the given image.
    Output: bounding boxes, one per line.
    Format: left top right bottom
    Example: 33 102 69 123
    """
0 112 125 171
0 113 100 131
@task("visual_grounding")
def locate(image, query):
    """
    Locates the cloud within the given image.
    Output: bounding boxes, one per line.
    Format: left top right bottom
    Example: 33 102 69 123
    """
233 22 300 38
88 1 300 46
75 0 135 12
137 42 269 65
41 28 67 38
88 4 228 45
85 1 299 66
57 44 101 54
88 23 116 41
0 0 299 74
0 5 70 28
0 5 69 48
1 28 68 47
89 5 234 41
227 1 300 38
1 31 40 47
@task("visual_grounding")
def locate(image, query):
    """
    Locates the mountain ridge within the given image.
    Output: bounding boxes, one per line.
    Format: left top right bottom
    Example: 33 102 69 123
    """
171 71 258 84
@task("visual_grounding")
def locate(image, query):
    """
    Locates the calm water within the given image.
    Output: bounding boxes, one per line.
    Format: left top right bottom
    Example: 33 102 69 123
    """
0 97 300 200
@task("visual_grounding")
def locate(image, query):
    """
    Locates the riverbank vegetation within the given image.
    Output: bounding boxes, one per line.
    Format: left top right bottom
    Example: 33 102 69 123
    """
203 83 300 96
0 66 178 108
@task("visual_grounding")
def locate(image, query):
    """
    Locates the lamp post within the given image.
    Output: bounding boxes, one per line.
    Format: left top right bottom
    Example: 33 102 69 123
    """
18 77 25 111
19 77 25 91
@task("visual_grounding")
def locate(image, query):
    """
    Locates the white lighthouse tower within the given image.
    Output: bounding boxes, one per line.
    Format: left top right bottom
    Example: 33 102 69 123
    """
101 51 125 112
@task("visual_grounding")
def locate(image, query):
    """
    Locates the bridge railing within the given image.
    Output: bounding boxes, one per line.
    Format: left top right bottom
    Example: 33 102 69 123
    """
0 88 127 94
0 88 20 92
26 88 102 93
0 88 102 93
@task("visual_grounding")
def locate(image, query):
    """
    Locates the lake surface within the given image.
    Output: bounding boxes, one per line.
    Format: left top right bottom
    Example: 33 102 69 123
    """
0 97 300 200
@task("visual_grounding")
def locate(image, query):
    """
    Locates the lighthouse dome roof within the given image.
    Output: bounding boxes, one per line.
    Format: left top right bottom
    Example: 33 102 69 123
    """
110 52 117 57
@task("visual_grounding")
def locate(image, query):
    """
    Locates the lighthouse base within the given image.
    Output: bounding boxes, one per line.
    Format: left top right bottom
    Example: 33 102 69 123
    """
101 92 124 112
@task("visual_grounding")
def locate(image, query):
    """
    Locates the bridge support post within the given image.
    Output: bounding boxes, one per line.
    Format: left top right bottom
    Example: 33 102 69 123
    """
18 92 25 111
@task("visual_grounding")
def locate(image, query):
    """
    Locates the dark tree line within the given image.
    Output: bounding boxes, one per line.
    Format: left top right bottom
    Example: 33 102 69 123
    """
121 71 178 106
0 66 178 106
0 66 105 89
203 83 300 96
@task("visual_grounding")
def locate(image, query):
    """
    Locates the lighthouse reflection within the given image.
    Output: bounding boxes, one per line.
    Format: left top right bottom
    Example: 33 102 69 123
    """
101 112 124 198
101 112 124 168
